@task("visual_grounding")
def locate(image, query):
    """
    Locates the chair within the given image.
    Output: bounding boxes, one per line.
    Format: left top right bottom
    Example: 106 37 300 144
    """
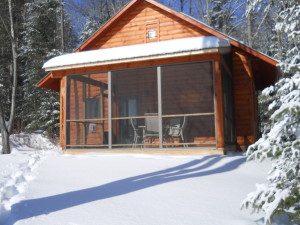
142 113 159 146
168 116 187 147
130 118 141 148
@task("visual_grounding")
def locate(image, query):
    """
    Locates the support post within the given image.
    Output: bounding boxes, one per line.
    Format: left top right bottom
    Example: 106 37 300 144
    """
108 71 112 149
214 59 225 149
157 66 163 149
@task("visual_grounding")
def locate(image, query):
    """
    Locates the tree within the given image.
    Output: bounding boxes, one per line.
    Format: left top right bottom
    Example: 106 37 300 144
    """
193 0 243 37
66 0 127 43
0 0 20 154
242 1 300 224
19 0 76 137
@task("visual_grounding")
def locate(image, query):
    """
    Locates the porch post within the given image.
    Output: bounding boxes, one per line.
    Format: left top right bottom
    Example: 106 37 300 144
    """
60 76 67 150
157 66 163 149
108 71 112 149
214 59 225 149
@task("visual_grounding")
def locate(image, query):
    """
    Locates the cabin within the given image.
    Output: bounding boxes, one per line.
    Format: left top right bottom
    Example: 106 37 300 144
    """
38 0 278 154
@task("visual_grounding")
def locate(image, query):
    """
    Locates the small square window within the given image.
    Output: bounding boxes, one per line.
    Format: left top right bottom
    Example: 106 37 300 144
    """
85 97 100 119
148 30 157 39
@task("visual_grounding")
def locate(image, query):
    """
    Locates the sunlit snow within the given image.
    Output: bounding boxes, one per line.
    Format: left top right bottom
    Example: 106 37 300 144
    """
43 36 230 71
0 134 288 225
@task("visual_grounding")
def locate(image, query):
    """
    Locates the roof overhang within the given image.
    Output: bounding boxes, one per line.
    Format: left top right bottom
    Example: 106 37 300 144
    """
43 37 230 71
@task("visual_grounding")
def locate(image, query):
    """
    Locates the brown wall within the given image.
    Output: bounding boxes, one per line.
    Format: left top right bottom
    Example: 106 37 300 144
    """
85 1 209 50
232 48 257 148
67 73 109 146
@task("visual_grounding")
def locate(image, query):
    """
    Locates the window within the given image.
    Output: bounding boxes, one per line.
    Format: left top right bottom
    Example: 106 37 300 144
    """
85 97 100 119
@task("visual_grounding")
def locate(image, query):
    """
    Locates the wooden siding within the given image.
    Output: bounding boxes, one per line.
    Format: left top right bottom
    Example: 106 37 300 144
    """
67 73 109 146
60 76 66 149
232 47 257 148
84 1 209 50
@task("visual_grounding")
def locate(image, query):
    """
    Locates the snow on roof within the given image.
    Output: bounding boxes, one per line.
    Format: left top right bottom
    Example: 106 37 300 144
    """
43 36 230 71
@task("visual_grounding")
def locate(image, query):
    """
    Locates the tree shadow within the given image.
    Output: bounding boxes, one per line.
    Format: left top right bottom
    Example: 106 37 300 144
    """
9 155 246 223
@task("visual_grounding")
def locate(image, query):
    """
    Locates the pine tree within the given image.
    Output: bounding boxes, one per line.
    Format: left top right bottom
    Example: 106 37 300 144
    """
242 1 300 224
19 0 76 137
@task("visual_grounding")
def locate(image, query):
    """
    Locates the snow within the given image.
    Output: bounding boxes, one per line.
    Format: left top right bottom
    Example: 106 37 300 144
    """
0 135 277 225
43 36 230 71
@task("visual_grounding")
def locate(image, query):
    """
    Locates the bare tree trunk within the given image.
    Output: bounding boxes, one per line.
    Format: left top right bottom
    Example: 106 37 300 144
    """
180 0 184 12
206 0 212 26
277 30 283 62
246 0 253 47
0 0 18 154
60 0 65 52
0 103 10 154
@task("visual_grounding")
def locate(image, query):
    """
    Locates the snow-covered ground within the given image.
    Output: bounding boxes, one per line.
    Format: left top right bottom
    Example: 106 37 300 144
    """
0 134 284 225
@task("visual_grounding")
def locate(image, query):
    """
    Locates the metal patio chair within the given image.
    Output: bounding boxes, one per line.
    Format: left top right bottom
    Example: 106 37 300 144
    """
142 113 159 146
130 118 141 148
168 116 187 147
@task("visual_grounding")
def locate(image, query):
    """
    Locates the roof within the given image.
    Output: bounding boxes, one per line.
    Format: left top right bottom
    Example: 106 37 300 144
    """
43 37 231 71
76 0 278 66
38 0 279 90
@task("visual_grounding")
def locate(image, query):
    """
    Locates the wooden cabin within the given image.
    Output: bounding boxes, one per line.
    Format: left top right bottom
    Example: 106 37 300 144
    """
38 0 278 154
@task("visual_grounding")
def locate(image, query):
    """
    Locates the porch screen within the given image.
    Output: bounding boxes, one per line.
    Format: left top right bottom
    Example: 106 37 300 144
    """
161 62 216 148
66 73 109 148
111 67 159 148
65 61 216 149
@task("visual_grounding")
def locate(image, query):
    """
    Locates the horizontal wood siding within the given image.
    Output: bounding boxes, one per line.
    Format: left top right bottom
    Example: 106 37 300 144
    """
232 48 257 148
86 1 209 50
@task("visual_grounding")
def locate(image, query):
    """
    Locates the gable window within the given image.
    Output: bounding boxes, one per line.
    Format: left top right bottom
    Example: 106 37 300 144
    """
145 21 159 42
147 30 157 39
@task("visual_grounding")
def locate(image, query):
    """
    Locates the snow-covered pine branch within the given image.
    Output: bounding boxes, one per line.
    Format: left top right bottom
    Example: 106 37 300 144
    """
242 72 300 224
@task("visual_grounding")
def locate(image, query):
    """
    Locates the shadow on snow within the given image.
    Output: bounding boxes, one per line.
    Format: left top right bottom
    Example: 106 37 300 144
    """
9 155 245 222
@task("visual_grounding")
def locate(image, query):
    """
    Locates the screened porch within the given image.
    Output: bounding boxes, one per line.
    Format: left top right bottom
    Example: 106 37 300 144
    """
65 61 219 149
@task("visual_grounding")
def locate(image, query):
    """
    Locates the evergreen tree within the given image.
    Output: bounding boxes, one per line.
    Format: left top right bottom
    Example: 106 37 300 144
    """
66 0 127 43
19 0 76 137
242 1 300 224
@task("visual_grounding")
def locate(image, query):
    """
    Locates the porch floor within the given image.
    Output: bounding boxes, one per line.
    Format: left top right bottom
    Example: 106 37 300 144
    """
63 147 224 155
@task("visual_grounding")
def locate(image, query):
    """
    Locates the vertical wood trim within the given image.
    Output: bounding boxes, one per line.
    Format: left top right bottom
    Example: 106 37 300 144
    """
108 71 112 149
60 76 66 149
157 66 163 149
100 84 104 144
82 83 86 144
214 60 224 149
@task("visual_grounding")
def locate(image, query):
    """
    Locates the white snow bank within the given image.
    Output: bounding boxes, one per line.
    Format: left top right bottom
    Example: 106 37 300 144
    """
9 133 60 152
0 133 61 154
0 134 60 224
0 153 45 224
43 36 230 71
1 152 277 225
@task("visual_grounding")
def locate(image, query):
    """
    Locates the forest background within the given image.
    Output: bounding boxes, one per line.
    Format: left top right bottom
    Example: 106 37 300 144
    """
0 0 296 140
0 0 299 223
